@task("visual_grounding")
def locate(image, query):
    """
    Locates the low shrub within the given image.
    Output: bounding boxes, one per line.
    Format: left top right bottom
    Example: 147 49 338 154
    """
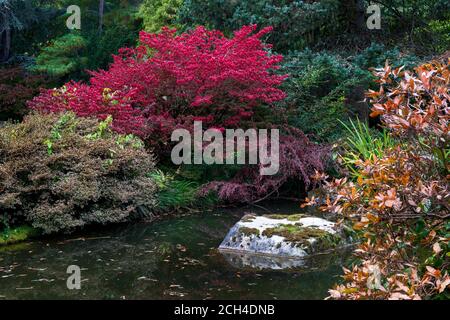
412 19 450 55
0 112 157 234
138 0 183 33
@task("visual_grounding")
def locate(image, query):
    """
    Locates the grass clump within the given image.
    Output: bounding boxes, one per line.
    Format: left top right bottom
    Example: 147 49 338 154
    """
0 226 39 245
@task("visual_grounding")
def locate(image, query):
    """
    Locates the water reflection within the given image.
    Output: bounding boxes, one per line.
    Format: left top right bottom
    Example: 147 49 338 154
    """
0 202 350 299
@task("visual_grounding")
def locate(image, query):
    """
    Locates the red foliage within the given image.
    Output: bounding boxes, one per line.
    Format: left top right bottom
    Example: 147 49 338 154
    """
29 25 287 152
201 127 330 203
0 66 49 121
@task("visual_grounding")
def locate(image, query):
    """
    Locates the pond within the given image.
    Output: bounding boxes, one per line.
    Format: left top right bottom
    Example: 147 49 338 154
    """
0 202 351 300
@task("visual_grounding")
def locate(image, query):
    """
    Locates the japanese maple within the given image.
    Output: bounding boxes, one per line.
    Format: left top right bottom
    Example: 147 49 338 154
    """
29 25 287 153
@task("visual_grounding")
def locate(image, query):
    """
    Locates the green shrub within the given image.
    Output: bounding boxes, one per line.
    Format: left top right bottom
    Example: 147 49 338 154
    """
138 0 182 33
0 112 157 234
412 19 450 55
27 3 141 81
352 43 420 71
31 33 88 79
0 66 51 121
85 25 139 73
281 50 370 142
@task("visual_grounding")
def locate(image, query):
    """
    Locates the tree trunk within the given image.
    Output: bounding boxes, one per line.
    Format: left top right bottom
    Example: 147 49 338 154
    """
98 0 105 35
1 28 11 63
354 0 366 32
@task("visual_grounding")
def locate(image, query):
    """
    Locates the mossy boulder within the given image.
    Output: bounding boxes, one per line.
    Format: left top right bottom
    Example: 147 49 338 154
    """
219 213 347 260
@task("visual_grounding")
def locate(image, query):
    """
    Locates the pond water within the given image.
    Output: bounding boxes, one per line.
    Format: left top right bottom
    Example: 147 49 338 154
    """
0 202 351 300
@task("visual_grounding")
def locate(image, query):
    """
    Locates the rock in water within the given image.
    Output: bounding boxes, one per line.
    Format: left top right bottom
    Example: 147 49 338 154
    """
219 214 346 259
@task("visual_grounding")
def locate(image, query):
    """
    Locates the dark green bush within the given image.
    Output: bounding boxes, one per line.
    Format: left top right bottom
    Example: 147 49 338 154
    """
280 50 370 142
31 33 89 79
412 19 450 55
177 0 341 52
0 112 157 234
25 1 141 82
352 43 420 71
280 47 420 142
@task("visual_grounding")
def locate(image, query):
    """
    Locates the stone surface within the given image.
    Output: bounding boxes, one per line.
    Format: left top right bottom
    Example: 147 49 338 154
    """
219 213 346 260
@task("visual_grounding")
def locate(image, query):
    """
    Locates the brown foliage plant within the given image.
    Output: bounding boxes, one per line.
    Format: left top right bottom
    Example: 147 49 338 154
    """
0 112 157 234
304 59 450 299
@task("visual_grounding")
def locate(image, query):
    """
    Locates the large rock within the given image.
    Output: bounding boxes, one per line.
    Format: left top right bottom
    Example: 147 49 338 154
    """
219 213 347 264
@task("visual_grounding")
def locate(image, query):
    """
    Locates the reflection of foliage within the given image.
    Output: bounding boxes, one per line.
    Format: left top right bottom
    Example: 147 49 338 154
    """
305 59 450 299
281 50 369 142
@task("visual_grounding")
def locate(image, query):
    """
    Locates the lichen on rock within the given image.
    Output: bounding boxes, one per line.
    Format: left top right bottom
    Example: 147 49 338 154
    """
219 213 347 261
